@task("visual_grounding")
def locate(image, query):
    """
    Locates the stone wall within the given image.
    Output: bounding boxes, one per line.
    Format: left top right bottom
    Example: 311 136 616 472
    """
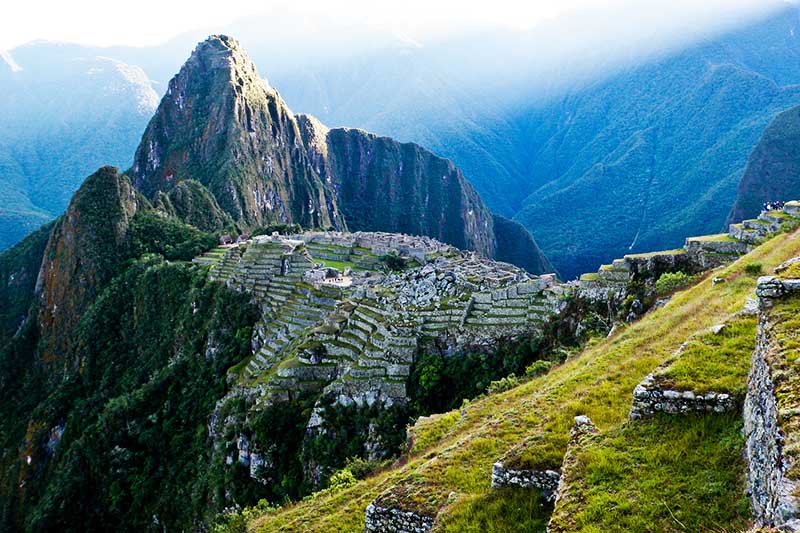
744 275 800 531
630 373 736 419
364 503 434 533
491 462 560 500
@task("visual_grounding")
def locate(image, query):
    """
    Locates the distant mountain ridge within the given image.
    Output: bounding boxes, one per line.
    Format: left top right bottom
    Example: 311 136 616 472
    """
3 5 800 278
0 46 157 249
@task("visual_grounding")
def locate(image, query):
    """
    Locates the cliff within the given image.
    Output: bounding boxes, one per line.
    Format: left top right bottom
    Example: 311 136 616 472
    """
729 104 800 223
130 35 343 231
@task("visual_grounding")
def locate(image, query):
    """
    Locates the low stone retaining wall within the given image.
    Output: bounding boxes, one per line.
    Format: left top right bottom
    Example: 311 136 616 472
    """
630 374 736 419
491 462 560 500
756 276 800 300
364 503 434 533
744 275 800 531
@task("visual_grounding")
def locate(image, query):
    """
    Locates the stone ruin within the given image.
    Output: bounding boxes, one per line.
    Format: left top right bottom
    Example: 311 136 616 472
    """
189 201 800 525
744 273 800 531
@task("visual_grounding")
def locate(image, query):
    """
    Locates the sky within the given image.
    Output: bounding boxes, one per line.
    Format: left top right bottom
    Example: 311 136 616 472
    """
0 0 790 51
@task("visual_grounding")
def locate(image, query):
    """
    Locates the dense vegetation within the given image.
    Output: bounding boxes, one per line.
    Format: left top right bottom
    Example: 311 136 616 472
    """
0 221 54 345
0 257 259 531
729 104 800 222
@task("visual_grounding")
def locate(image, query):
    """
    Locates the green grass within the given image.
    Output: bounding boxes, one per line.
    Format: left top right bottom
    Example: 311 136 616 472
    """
548 414 750 532
247 228 800 532
437 489 551 532
654 315 757 395
687 233 736 243
579 272 599 281
765 295 800 485
623 248 686 259
318 258 357 271
777 261 800 280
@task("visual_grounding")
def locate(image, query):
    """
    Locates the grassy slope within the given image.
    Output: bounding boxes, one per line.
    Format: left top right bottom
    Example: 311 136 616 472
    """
249 228 800 532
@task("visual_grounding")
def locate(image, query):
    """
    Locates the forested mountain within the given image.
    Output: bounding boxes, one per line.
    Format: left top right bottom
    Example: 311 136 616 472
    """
729 104 800 222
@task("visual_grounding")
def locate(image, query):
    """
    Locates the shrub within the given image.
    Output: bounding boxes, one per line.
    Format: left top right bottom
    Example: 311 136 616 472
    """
744 262 763 276
487 374 520 394
343 456 381 480
379 252 408 271
525 360 553 377
655 271 695 295
328 468 357 490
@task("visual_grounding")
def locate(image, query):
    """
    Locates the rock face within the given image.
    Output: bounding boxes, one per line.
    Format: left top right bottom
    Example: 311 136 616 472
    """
492 214 554 276
321 126 495 258
131 35 551 274
729 105 800 223
130 35 343 231
35 166 141 371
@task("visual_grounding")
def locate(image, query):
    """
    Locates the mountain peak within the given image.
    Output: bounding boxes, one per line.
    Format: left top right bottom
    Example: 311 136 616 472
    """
184 34 270 90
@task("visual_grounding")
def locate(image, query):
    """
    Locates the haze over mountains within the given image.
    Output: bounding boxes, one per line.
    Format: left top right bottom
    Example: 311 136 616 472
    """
2 1 800 276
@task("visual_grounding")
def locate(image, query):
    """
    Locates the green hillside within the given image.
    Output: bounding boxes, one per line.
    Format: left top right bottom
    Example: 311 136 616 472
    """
242 223 800 532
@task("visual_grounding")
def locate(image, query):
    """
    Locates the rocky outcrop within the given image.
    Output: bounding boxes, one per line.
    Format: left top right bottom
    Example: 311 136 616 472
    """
130 35 343 231
729 105 800 223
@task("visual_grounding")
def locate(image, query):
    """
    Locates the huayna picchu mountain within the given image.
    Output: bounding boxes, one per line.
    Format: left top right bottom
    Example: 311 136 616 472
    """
131 35 551 275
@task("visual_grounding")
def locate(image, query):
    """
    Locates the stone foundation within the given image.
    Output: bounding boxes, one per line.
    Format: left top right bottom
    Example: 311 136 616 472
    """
744 275 800 531
491 462 560 500
364 503 434 533
630 373 735 419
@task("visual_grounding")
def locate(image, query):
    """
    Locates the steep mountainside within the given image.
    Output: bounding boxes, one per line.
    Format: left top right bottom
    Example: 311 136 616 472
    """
729 104 800 222
130 35 343 231
298 116 496 261
35 167 141 372
514 18 800 277
0 46 157 250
